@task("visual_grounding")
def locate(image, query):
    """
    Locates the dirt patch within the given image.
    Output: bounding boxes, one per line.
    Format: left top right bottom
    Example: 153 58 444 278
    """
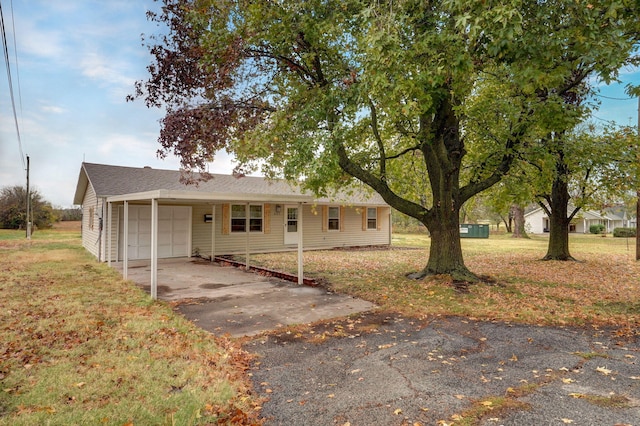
53 221 81 231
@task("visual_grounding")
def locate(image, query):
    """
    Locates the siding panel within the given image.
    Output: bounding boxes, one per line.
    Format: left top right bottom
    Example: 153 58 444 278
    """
191 203 390 255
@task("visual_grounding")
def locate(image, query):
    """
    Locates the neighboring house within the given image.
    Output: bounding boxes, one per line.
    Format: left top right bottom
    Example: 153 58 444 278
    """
524 204 635 234
73 163 391 264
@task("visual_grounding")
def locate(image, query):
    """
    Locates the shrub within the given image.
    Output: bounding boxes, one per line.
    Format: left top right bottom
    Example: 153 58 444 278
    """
613 227 637 238
589 224 606 234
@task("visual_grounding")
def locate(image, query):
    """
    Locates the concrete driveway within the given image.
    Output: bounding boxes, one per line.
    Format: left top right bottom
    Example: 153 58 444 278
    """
113 258 376 337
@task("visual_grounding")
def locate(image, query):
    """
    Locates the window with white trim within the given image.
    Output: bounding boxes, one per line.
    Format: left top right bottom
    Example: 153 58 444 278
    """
367 207 377 230
328 206 340 231
249 205 263 232
231 204 263 232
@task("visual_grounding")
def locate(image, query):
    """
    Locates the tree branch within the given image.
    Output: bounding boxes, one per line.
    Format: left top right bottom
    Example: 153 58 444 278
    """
368 98 387 182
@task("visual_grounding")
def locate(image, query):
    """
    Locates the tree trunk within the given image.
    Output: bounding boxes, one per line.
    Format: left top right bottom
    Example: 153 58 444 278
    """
511 204 528 238
542 150 575 261
500 214 512 233
407 206 478 282
544 209 573 260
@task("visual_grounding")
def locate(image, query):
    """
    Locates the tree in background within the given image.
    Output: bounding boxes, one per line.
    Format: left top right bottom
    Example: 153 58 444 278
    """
536 124 638 260
53 207 82 222
133 0 639 281
0 186 57 230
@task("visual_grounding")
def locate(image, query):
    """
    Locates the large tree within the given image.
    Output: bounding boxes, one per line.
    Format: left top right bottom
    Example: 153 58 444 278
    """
540 124 639 260
0 186 57 230
133 0 639 281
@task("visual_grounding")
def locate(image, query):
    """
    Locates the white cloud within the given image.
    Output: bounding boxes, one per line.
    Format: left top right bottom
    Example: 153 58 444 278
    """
79 52 135 89
40 104 66 114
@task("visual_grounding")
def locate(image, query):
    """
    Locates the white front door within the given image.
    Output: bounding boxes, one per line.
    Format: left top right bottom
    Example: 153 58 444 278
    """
284 205 299 245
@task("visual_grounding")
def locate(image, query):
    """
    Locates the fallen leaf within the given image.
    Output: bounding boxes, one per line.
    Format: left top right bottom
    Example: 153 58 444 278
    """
481 401 493 407
562 378 574 384
561 419 573 424
327 394 335 398
455 394 465 400
378 343 396 349
393 408 402 415
596 366 612 376
510 354 518 362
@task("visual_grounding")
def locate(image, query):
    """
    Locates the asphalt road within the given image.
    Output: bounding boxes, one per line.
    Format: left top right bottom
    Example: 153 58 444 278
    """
244 313 640 426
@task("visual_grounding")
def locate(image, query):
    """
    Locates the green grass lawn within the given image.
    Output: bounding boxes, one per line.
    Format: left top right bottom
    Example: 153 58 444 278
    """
0 230 259 426
1 228 638 424
251 232 640 331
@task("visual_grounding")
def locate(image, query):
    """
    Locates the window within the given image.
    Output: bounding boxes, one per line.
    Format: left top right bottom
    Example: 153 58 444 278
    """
231 204 246 232
231 204 263 233
367 207 377 230
89 207 95 230
328 207 340 231
249 205 263 232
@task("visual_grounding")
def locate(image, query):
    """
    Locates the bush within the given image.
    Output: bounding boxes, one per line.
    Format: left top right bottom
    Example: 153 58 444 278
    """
613 227 637 238
589 224 606 234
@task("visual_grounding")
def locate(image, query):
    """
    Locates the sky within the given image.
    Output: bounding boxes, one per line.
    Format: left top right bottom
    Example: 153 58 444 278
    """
0 1 639 208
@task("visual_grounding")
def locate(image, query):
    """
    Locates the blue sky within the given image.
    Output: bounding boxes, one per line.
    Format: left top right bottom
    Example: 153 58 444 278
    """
1 1 639 208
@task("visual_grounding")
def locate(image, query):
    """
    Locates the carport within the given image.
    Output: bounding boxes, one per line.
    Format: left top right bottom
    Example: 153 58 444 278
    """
105 190 309 299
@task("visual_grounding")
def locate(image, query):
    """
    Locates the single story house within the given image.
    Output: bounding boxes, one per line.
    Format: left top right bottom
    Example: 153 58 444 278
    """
524 205 635 234
73 163 391 297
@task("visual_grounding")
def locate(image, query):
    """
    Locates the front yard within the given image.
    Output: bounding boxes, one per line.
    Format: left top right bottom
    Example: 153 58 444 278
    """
0 229 260 426
250 233 640 331
1 229 638 425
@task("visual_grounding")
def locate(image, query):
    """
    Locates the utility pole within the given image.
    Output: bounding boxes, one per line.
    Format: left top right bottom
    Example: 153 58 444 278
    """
26 155 31 240
636 97 639 260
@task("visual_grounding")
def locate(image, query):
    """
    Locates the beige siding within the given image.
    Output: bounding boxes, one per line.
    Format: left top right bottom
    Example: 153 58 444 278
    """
80 185 105 260
105 203 119 261
95 200 390 260
191 203 390 256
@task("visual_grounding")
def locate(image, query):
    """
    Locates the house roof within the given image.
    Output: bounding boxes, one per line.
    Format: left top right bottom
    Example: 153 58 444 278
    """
524 204 635 221
73 163 387 206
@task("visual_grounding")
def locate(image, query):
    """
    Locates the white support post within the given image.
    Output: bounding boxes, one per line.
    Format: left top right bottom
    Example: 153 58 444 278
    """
245 202 250 270
211 204 216 262
151 198 158 300
297 202 303 285
107 202 112 266
123 201 129 280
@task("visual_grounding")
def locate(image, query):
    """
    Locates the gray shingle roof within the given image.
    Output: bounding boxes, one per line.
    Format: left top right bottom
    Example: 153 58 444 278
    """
74 163 386 206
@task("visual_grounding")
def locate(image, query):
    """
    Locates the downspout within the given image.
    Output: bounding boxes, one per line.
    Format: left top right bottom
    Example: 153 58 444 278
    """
388 207 392 246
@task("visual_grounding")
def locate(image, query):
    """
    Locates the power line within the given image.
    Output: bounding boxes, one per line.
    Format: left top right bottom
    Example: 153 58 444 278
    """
0 0 26 174
9 0 23 119
594 93 635 101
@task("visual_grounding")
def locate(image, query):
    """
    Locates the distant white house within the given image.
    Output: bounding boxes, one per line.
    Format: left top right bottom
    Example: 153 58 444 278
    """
524 205 636 234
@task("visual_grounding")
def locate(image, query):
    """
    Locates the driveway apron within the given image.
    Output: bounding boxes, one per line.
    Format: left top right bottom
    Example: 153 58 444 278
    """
114 258 376 337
